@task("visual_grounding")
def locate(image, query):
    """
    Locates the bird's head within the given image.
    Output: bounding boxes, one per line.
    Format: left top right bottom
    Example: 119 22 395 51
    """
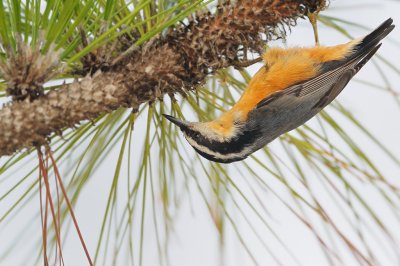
163 114 261 163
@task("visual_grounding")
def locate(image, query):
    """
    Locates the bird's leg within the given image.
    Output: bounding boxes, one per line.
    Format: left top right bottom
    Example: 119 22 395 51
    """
232 44 264 69
307 12 320 46
307 0 326 46
232 57 263 69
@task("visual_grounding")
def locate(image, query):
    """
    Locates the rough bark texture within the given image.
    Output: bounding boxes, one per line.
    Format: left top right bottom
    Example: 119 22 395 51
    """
0 0 324 156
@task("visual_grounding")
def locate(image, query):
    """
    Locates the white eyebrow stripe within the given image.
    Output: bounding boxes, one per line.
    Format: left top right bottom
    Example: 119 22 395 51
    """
185 135 253 161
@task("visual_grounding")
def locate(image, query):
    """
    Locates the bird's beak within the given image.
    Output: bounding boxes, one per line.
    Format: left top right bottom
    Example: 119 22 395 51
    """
162 114 188 128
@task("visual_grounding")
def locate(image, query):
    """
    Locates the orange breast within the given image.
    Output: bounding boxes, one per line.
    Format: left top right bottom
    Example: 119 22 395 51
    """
209 40 358 134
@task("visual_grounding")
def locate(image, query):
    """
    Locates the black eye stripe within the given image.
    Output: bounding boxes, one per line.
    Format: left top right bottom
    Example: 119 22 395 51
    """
191 146 245 163
183 126 261 155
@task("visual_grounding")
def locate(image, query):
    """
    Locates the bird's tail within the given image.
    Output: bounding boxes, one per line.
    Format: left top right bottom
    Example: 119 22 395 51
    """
351 18 394 59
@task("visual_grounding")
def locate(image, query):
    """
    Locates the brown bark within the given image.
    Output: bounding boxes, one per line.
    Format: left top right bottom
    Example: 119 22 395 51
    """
0 0 324 156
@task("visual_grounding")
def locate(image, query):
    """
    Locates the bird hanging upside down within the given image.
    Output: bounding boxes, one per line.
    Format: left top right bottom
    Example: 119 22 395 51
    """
164 18 395 163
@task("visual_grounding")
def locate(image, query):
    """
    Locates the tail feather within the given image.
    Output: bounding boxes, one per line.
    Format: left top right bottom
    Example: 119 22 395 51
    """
321 18 394 73
351 18 394 58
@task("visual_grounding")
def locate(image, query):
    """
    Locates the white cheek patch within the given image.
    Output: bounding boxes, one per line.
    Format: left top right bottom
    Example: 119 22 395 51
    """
184 135 253 161
190 122 242 142
191 123 231 142
187 110 245 142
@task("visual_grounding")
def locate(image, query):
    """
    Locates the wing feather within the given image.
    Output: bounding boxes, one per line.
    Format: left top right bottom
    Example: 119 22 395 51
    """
243 43 383 152
256 43 381 110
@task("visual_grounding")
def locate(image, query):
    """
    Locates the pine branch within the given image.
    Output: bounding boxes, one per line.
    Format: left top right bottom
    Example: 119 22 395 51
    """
0 0 324 156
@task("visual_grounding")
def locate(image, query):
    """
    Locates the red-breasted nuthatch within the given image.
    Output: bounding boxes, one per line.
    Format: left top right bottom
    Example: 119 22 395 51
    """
164 18 395 163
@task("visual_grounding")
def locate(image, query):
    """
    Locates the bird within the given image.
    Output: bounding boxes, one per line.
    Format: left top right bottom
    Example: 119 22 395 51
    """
164 18 395 163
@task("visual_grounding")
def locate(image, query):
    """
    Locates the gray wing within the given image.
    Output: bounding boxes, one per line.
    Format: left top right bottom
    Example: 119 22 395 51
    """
244 43 381 150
